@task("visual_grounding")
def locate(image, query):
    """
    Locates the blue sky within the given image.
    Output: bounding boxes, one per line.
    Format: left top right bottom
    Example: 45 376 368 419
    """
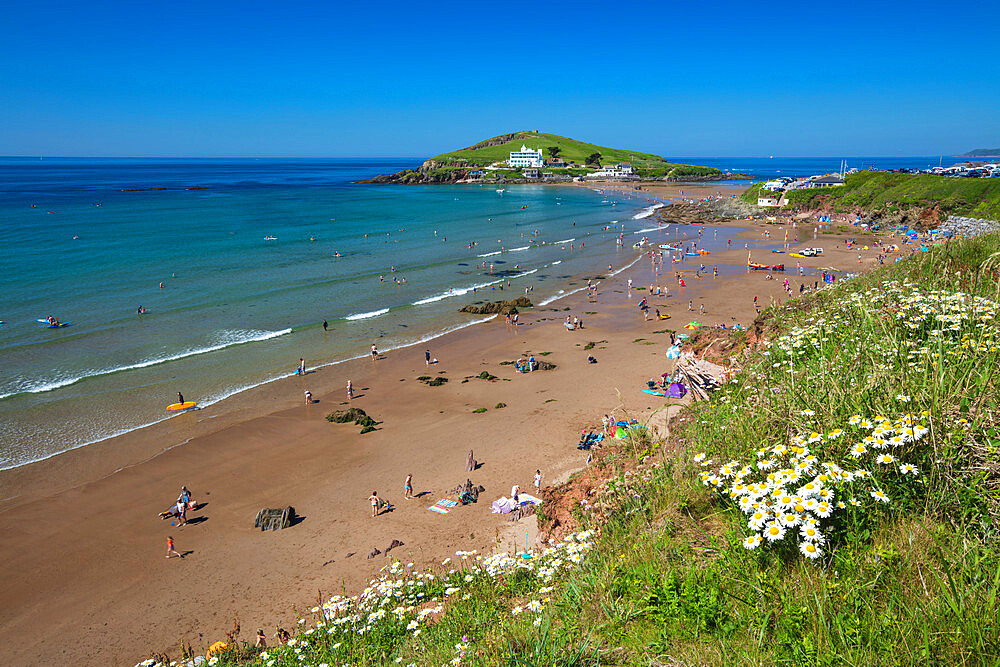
1 0 997 157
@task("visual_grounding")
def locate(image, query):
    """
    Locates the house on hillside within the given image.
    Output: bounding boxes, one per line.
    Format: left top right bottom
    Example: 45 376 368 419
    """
757 193 780 207
523 168 540 179
546 157 567 167
806 175 845 188
508 145 544 168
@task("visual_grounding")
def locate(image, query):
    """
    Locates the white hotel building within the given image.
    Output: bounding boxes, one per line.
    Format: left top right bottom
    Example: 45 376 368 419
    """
507 145 544 168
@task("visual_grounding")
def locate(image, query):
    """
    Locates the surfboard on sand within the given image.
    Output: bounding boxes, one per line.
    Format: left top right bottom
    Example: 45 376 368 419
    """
167 401 198 411
642 389 665 397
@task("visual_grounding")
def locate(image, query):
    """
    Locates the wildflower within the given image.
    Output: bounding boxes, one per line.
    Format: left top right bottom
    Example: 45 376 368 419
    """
896 394 910 402
800 409 816 416
800 525 824 542
815 502 832 518
827 429 844 440
764 523 786 542
694 452 707 463
899 463 917 475
870 489 890 503
799 541 823 559
849 497 862 507
743 535 763 550
876 454 896 465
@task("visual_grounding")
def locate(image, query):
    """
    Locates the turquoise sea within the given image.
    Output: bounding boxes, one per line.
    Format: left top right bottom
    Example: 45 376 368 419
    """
0 158 666 469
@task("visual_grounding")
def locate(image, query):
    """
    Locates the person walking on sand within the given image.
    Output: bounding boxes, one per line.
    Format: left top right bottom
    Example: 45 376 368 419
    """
369 491 380 517
534 469 542 491
370 344 378 361
166 536 182 559
347 379 353 400
322 319 328 331
299 358 306 375
304 390 312 404
404 474 413 499
425 349 431 366
511 484 520 505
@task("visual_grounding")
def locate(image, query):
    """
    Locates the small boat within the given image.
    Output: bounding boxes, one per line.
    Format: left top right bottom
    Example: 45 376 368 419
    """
264 236 277 241
685 252 699 257
748 262 771 270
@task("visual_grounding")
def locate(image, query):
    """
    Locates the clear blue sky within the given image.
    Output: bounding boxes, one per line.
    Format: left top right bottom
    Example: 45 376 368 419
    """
1 0 997 157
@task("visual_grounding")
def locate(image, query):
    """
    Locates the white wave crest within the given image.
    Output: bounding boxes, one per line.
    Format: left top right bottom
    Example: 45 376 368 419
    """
632 203 666 219
344 308 390 321
0 329 292 400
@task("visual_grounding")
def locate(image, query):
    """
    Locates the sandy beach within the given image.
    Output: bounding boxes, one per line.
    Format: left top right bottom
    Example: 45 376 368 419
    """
0 187 891 666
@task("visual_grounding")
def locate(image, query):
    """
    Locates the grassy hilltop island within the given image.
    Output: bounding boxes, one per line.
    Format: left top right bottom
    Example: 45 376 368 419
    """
362 131 737 184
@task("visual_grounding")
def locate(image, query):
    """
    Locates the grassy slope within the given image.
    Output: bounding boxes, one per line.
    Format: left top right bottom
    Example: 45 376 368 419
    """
430 131 721 178
781 171 1000 220
152 239 1000 667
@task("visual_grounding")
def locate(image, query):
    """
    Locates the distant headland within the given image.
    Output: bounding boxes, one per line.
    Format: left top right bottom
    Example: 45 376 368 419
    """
359 131 745 184
961 148 1000 158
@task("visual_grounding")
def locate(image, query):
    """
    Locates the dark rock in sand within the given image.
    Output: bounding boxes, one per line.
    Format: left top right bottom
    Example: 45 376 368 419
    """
459 297 532 315
385 539 405 553
466 450 477 472
367 548 382 559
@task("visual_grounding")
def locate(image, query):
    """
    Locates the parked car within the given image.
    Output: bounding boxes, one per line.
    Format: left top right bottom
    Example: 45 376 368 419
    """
800 247 824 257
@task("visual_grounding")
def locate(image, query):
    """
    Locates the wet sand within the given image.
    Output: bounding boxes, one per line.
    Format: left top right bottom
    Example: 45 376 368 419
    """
0 199 891 666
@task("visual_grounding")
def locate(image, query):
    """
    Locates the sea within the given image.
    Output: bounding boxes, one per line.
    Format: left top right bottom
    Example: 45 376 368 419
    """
0 158 672 469
0 156 954 470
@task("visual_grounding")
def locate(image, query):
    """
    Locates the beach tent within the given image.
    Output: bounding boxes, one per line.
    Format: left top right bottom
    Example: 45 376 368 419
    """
666 382 687 398
666 345 681 359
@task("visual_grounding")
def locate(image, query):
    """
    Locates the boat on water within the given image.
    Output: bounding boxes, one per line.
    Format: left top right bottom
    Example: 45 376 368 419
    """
264 236 278 241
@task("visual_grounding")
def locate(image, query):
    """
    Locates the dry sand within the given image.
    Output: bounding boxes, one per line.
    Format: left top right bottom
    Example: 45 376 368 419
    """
0 193 895 666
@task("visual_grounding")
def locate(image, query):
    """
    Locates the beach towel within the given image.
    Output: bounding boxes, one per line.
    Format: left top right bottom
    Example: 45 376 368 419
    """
517 493 543 506
427 499 458 514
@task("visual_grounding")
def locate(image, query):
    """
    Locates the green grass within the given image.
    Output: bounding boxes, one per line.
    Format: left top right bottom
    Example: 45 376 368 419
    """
783 171 1000 220
429 130 720 176
141 235 1000 667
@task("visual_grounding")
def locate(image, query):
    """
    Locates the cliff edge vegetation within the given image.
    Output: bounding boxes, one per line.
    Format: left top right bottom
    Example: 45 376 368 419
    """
742 171 1000 224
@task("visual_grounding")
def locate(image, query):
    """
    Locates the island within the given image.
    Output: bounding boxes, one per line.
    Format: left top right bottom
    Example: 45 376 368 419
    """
360 130 742 184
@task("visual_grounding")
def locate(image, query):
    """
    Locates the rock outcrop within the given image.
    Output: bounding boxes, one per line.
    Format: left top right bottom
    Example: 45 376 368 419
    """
459 297 532 315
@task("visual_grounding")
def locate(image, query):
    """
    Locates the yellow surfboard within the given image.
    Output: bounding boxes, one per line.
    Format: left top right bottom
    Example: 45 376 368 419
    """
166 401 198 411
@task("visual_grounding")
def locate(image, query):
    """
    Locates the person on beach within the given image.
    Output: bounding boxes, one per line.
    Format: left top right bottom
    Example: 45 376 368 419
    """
304 390 312 404
255 629 267 648
347 379 353 400
425 349 431 366
534 470 542 491
404 474 413 499
299 358 306 375
370 344 378 361
176 392 184 405
322 320 328 331
166 536 182 559
511 484 520 505
369 491 380 517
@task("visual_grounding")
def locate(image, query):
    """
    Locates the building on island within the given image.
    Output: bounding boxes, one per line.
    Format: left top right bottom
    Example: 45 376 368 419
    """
581 163 637 181
508 145 544 168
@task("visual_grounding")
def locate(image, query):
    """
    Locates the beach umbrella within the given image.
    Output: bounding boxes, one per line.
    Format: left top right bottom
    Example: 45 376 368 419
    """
676 333 690 340
684 322 701 329
666 346 681 359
